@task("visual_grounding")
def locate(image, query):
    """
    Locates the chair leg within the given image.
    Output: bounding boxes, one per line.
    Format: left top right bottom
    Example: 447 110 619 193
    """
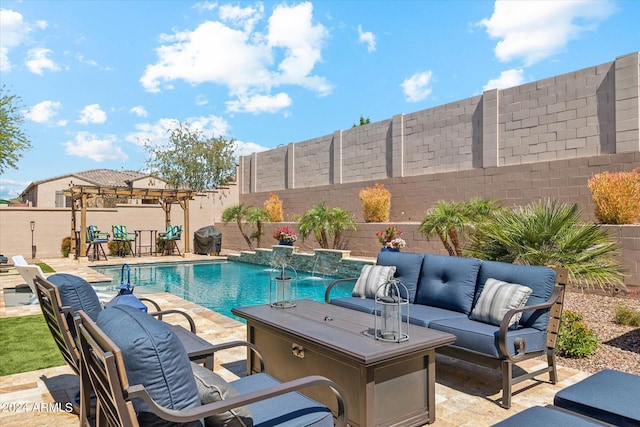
174 241 181 256
127 241 135 257
97 243 108 261
547 350 558 384
501 359 513 409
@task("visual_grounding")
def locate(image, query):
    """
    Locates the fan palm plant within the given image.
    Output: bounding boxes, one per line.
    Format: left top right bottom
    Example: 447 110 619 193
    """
246 207 271 248
465 199 625 290
221 203 253 250
297 202 357 249
418 201 469 256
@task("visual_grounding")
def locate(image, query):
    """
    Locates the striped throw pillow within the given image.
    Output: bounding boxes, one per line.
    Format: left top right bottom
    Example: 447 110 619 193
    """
469 278 533 327
352 265 396 299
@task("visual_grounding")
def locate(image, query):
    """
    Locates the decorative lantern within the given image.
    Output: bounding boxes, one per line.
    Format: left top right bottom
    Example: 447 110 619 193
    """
373 278 409 342
105 264 148 312
270 263 297 308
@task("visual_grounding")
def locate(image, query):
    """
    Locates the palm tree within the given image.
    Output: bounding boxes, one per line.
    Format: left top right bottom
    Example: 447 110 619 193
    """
297 202 357 249
465 199 625 290
246 207 271 248
418 201 469 256
221 204 253 250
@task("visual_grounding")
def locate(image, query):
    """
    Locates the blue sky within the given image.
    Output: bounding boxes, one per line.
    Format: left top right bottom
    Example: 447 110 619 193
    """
1 0 638 199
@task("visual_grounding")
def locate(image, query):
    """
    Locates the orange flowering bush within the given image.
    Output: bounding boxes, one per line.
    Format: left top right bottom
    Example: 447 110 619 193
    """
588 169 640 224
359 183 391 222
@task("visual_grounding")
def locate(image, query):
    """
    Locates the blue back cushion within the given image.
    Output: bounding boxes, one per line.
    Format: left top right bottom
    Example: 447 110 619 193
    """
377 251 424 303
414 254 482 314
476 261 556 330
97 305 201 416
48 273 102 322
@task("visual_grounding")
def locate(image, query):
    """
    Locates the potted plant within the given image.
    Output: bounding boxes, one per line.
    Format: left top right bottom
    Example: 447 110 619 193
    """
273 225 298 246
376 226 406 252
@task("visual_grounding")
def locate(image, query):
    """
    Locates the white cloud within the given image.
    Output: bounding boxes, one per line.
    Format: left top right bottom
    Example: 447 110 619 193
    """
358 25 376 52
401 71 433 103
0 177 32 198
234 140 268 157
0 9 31 72
484 68 526 91
25 47 60 75
130 105 148 117
226 92 292 114
125 115 231 148
24 100 63 124
140 1 330 114
63 131 128 161
478 0 615 66
77 104 107 124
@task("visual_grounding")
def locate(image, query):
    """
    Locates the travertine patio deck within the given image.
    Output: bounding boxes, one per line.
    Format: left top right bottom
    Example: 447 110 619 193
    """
0 256 591 426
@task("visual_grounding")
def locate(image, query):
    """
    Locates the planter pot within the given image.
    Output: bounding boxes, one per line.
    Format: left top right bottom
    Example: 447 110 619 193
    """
279 241 293 246
381 247 400 252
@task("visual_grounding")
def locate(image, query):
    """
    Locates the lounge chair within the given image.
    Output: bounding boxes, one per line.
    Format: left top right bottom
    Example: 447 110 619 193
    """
12 255 40 304
86 225 109 261
111 225 136 257
76 306 347 427
159 224 182 256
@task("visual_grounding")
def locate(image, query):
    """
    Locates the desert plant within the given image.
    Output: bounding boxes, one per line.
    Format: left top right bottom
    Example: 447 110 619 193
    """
246 207 270 248
108 239 132 256
557 310 600 358
359 183 391 222
614 305 640 327
263 192 283 222
419 201 468 256
588 168 640 224
297 202 357 249
222 203 253 250
466 199 625 290
60 236 72 257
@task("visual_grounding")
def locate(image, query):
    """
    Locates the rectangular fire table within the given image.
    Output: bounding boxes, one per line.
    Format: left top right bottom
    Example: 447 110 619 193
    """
232 300 456 427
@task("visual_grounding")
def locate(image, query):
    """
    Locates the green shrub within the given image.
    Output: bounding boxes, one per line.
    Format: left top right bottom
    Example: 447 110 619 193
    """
359 183 391 222
588 168 640 224
614 305 640 327
60 236 72 257
108 240 132 256
557 310 600 358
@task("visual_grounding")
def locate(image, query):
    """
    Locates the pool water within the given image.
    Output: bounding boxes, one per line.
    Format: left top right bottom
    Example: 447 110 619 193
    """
92 261 352 321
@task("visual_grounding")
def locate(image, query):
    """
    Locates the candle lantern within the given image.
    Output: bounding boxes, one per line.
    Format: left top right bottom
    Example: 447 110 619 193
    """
270 263 297 308
374 278 409 342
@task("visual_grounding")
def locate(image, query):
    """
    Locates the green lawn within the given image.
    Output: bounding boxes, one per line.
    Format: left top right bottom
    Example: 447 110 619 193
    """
0 314 65 376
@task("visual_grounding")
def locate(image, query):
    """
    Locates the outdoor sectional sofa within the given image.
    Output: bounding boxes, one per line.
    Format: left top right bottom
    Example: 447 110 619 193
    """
324 251 568 408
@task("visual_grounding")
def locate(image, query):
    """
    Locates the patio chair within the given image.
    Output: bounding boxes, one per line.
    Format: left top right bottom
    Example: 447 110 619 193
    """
160 224 182 256
12 255 40 304
111 225 137 257
76 306 347 427
86 225 109 261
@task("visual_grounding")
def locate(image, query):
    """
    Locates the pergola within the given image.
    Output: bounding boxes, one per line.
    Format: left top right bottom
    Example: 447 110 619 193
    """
64 185 195 257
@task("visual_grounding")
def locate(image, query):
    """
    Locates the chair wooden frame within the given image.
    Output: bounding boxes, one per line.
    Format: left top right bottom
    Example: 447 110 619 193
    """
76 310 348 427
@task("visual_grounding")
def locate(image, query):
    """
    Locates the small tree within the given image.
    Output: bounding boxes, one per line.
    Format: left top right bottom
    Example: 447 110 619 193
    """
359 183 391 222
297 202 357 249
263 193 283 222
246 207 270 248
221 204 253 250
144 121 236 191
352 115 370 127
0 86 32 174
419 201 468 256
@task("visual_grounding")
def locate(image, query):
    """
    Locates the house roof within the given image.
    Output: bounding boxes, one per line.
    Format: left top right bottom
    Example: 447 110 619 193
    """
20 169 159 196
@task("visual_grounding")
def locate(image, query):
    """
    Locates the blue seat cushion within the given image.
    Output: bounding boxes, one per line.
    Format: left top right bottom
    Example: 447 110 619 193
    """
429 317 546 359
97 305 201 418
492 406 606 426
376 251 424 303
554 369 640 426
414 254 481 314
477 261 556 330
329 297 375 314
231 373 333 427
48 273 102 322
406 304 467 328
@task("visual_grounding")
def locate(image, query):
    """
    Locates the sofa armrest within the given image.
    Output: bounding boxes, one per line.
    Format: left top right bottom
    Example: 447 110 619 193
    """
324 278 357 303
498 283 565 362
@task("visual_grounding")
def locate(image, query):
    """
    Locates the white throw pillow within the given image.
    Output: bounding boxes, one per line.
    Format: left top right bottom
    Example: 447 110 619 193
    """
469 278 533 327
352 265 396 299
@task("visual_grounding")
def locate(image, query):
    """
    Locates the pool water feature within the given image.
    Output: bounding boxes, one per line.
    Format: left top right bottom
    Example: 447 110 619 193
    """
92 261 352 321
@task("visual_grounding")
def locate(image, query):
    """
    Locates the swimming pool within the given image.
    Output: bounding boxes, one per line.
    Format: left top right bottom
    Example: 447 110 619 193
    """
92 261 352 321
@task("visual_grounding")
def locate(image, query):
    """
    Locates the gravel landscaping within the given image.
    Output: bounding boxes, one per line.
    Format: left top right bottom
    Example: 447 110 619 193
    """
557 291 640 376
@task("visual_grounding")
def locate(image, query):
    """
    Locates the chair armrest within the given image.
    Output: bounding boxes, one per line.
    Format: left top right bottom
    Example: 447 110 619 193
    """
324 278 357 303
150 309 197 333
202 340 268 373
128 374 348 427
498 284 564 362
139 296 161 312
